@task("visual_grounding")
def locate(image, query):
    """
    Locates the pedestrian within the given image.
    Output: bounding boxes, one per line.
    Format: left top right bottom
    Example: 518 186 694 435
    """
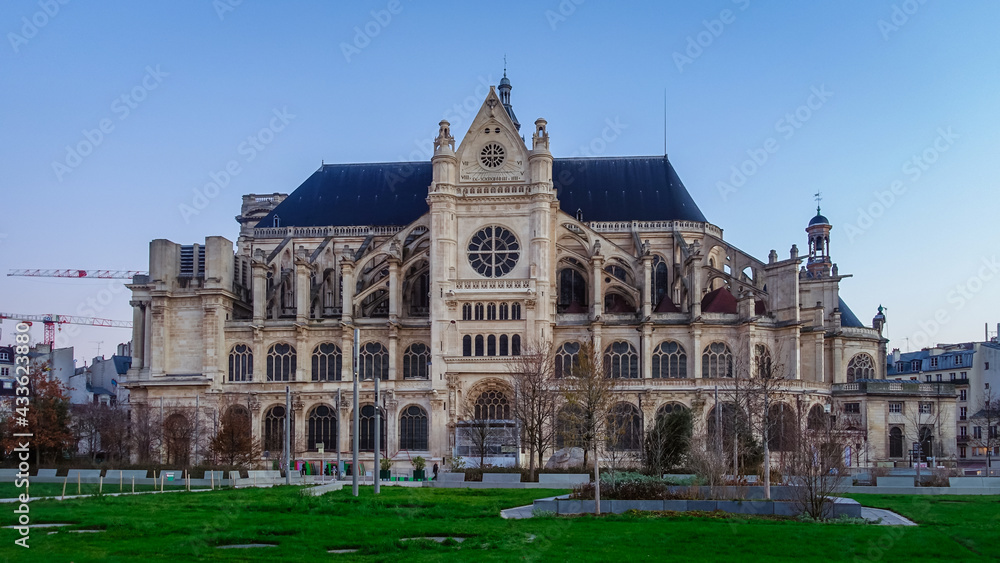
432 462 439 481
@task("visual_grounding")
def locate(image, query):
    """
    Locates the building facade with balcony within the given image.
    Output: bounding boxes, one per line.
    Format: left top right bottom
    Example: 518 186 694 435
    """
887 340 1000 468
125 76 886 470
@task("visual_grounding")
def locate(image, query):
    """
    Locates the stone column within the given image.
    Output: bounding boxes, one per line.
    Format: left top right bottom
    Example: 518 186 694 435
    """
340 249 355 324
294 248 311 323
641 252 653 318
591 254 604 320
692 326 702 379
388 325 399 381
641 324 653 379
252 259 267 323
388 255 400 322
129 300 146 369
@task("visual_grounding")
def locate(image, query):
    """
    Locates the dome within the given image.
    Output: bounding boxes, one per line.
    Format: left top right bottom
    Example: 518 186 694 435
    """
808 206 829 227
499 75 511 87
809 214 829 226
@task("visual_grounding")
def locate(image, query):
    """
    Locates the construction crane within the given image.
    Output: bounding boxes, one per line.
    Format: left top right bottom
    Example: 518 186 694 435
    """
0 313 132 346
7 269 147 279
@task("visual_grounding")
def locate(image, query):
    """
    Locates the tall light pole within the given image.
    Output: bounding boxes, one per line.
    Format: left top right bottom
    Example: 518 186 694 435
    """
284 385 290 485
336 388 342 481
352 328 359 497
374 365 381 494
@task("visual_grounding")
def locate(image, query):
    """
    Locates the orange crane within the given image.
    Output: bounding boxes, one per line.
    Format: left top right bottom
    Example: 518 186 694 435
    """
0 313 132 346
7 269 147 279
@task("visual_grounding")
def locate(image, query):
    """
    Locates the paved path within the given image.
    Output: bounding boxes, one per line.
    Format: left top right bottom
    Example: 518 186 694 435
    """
500 495 569 519
861 507 917 526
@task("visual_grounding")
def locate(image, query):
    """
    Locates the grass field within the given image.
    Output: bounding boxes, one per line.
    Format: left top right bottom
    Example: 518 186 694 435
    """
1 487 998 561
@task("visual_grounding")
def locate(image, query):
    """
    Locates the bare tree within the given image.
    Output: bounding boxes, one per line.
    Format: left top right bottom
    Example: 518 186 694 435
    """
72 403 104 462
458 398 496 469
728 337 792 499
786 405 848 519
970 387 1000 470
506 340 558 481
559 341 618 515
130 402 162 464
210 397 261 468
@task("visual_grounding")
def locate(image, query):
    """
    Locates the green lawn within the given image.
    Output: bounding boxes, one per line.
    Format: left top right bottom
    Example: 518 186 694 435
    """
1 487 996 561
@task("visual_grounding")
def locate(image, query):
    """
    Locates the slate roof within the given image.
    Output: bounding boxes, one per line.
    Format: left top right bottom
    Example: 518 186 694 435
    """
838 297 865 328
257 156 707 228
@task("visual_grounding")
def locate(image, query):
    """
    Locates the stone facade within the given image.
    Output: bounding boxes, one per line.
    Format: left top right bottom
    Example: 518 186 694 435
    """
126 79 887 471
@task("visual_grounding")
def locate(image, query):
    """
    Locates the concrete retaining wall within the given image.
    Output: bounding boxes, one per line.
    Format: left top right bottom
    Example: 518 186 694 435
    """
536 497 861 518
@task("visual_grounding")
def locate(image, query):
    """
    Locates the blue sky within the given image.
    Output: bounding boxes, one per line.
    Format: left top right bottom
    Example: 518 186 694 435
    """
1 0 998 361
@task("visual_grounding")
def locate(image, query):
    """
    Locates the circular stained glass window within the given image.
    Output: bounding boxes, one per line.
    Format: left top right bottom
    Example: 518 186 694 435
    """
479 142 506 169
468 225 519 278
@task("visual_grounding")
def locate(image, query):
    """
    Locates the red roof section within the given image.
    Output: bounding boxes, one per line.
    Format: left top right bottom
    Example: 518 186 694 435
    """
701 287 738 314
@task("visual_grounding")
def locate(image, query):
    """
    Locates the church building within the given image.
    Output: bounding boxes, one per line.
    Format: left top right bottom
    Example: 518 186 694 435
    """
125 75 890 471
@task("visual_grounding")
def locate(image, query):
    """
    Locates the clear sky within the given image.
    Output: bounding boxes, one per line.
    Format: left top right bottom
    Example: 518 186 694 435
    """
2 1 998 362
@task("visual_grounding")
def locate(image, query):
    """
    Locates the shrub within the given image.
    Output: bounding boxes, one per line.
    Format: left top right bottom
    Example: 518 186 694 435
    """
572 472 684 501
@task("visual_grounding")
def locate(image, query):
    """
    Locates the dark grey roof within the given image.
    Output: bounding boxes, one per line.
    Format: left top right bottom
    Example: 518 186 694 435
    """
257 156 707 228
838 297 865 328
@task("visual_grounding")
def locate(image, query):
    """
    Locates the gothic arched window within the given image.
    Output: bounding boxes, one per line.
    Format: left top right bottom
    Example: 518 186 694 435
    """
652 255 669 307
462 303 472 320
555 341 580 379
475 335 484 356
474 303 484 320
487 335 497 356
558 268 587 312
398 405 428 451
702 342 733 378
359 342 388 381
499 302 509 320
474 389 510 420
487 302 497 320
307 405 337 451
847 353 875 383
311 343 342 381
607 403 642 450
403 343 430 379
359 404 386 452
262 405 290 454
755 344 773 378
511 302 521 320
652 341 686 379
266 343 296 381
463 335 472 357
604 341 639 379
228 344 253 382
511 334 521 356
499 334 509 356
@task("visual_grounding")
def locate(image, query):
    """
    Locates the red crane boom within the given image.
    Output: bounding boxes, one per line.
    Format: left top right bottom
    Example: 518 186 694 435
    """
0 312 132 346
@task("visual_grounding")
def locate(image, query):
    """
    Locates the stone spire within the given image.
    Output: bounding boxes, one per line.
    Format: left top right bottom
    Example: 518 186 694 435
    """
498 66 520 132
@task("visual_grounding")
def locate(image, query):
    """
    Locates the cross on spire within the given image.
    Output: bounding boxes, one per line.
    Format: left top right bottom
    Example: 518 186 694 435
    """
814 191 822 214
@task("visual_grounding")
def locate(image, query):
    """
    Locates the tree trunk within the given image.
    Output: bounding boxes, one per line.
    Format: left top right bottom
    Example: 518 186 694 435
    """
764 441 771 500
528 443 536 482
593 439 601 516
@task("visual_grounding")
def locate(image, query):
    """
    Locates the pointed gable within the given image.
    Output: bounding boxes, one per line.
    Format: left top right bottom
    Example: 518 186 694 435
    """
702 287 738 314
454 86 529 184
